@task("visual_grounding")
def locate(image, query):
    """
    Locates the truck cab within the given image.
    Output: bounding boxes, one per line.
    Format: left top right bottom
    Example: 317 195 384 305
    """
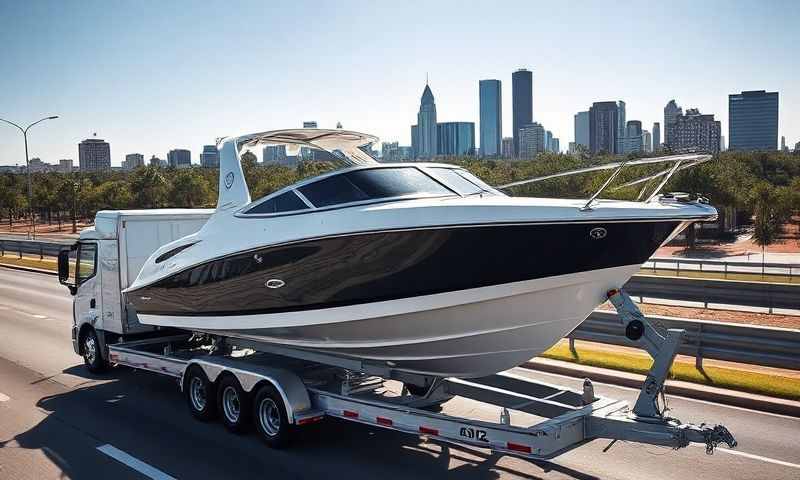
58 209 213 371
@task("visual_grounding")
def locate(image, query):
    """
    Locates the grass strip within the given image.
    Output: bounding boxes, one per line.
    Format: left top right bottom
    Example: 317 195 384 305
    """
541 341 800 401
638 268 798 284
0 255 58 272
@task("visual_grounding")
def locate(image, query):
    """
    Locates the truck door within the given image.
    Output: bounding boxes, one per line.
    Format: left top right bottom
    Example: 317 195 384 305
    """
73 242 102 333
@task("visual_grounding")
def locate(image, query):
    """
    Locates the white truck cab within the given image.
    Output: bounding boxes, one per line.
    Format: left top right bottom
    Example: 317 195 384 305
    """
58 209 213 371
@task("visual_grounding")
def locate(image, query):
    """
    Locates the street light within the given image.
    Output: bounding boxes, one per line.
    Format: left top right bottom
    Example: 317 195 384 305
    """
0 115 59 239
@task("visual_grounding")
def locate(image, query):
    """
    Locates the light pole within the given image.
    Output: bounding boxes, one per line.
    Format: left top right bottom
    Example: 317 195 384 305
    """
0 116 59 239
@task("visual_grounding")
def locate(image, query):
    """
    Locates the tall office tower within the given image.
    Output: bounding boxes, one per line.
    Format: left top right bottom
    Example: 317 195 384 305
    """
263 145 290 165
437 122 475 156
721 136 726 152
551 138 560 153
622 120 643 154
664 100 683 150
479 79 502 157
501 137 514 158
574 111 590 148
518 123 545 159
200 145 220 168
381 141 400 162
642 130 652 153
588 102 619 154
167 149 191 168
545 130 553 152
652 122 661 152
781 136 787 151
58 159 73 173
411 82 438 158
615 101 626 154
149 155 166 167
123 153 144 170
512 69 533 157
78 136 111 172
728 90 778 151
672 108 721 154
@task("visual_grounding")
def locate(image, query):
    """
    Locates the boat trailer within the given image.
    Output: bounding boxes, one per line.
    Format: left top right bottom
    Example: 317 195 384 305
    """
107 289 736 460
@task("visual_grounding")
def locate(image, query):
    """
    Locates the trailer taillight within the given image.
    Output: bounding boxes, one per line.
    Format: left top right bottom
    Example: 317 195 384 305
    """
343 410 359 419
419 426 438 436
376 416 393 426
507 442 531 454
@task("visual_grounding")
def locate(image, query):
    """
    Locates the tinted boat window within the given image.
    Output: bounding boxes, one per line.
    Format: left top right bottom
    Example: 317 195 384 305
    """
246 191 309 214
428 168 484 195
299 168 452 208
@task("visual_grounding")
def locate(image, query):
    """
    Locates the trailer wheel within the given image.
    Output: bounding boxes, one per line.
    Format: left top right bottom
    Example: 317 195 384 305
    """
253 383 292 448
217 375 251 433
81 327 108 373
184 366 216 421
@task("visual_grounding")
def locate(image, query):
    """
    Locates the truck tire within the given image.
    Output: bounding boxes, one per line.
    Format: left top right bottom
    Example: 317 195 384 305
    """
184 366 217 421
217 375 251 433
252 383 293 448
81 328 108 373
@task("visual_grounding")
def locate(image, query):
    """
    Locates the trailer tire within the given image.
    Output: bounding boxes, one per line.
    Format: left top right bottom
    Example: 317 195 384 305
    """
217 375 251 433
81 327 108 373
184 366 217 421
253 384 292 448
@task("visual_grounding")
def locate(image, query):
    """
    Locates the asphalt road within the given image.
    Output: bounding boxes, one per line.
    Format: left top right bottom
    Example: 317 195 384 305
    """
1 267 799 480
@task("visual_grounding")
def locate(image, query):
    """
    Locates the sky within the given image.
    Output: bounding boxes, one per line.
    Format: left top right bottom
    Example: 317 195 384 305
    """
0 0 798 166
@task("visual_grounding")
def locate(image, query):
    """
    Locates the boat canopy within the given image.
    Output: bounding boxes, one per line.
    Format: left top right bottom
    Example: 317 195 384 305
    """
232 129 380 166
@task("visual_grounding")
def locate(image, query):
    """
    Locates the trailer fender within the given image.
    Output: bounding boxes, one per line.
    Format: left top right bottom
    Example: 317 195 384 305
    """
187 359 311 424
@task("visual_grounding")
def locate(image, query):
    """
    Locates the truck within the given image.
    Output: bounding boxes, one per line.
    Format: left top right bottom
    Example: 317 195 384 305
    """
57 210 736 458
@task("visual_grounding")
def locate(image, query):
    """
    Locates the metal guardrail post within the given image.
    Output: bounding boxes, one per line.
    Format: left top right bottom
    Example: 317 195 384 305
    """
39 244 43 260
676 261 680 276
724 263 728 279
569 337 576 356
695 323 703 370
18 243 22 259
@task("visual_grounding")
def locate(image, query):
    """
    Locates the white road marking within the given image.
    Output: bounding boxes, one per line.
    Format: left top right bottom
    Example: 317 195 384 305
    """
32 314 47 319
0 392 9 402
96 444 177 480
713 447 800 470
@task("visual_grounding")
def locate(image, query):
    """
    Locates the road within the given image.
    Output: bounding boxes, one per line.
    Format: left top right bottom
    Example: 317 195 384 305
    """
0 267 798 480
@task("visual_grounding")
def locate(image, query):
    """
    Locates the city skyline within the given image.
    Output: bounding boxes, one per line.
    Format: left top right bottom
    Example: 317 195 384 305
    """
1 1 798 166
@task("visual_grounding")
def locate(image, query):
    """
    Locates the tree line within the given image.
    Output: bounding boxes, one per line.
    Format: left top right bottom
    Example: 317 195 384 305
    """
1 150 798 245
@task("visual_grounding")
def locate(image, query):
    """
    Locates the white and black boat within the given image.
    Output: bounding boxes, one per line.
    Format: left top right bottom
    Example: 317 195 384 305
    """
125 129 717 378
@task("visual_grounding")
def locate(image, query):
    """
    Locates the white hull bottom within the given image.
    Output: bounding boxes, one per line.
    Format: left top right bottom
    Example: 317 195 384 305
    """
139 264 641 378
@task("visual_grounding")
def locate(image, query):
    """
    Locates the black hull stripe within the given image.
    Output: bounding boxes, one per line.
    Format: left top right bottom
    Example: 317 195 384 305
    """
129 221 682 317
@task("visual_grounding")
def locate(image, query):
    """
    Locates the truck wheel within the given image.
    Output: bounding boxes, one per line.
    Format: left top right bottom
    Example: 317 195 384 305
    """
184 366 217 421
252 383 292 448
217 375 251 433
81 328 108 373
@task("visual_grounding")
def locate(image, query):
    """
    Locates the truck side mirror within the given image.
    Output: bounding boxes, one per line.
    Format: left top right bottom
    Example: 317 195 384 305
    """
58 250 77 295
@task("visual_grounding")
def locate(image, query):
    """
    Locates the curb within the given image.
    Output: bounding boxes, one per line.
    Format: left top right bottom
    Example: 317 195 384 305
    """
0 262 58 276
522 358 800 418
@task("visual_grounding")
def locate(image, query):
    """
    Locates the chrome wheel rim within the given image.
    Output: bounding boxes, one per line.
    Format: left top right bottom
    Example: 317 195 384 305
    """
258 398 281 436
222 386 240 423
189 377 207 411
84 335 97 364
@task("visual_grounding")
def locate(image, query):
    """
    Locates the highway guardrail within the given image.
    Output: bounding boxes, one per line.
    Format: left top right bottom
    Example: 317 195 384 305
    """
0 237 72 259
644 256 797 279
573 310 800 371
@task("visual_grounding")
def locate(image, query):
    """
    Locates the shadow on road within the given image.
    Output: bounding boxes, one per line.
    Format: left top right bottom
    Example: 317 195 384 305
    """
5 366 599 479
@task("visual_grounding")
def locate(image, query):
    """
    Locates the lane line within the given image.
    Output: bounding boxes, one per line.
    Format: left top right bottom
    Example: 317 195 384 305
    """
713 447 800 470
0 392 9 402
96 444 177 480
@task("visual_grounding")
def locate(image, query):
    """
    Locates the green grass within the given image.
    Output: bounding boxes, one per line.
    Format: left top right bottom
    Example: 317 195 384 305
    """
542 341 800 401
638 267 799 284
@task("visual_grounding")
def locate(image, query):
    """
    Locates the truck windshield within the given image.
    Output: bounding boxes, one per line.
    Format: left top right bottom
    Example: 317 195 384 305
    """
76 243 97 283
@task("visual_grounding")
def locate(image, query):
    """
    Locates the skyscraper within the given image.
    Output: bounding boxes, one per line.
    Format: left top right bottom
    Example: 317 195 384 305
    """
123 153 144 170
512 69 533 157
588 102 619 154
437 122 475 156
545 130 553 152
263 145 290 165
622 120 643 154
167 149 191 168
664 100 683 150
518 123 545 159
643 130 652 153
78 137 111 172
501 137 513 158
781 136 787 152
616 101 626 155
672 108 721 154
652 122 661 152
411 83 438 158
200 145 220 168
479 79 502 157
728 90 779 151
574 111 589 148
551 138 560 153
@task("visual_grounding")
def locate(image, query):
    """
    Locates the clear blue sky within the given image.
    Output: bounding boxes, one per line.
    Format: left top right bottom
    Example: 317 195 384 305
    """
1 0 797 166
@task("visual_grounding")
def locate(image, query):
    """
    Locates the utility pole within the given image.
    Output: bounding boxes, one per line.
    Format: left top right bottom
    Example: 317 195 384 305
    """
0 116 59 239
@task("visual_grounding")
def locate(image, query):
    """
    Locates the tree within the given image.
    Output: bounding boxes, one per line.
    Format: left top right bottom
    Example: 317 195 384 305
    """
130 166 169 209
168 170 212 208
750 182 783 277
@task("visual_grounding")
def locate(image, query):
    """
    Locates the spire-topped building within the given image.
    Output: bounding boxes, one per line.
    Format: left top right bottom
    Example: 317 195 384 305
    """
412 81 438 158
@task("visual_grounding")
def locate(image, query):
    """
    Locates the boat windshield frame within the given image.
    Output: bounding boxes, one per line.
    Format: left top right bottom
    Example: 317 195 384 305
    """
236 164 494 218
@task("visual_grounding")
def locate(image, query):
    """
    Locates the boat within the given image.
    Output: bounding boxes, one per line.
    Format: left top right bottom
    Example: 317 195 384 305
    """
124 128 717 378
